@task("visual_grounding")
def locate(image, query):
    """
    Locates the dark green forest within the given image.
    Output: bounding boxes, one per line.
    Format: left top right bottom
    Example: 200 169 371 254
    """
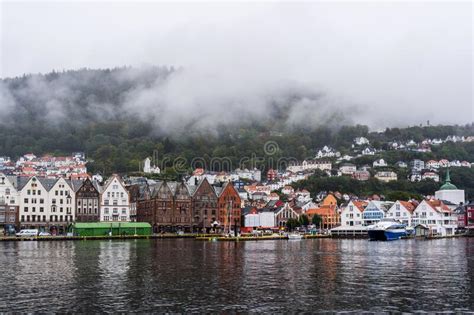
0 68 473 185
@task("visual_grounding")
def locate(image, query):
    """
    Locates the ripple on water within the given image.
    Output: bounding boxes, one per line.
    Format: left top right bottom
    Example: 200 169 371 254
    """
0 238 472 312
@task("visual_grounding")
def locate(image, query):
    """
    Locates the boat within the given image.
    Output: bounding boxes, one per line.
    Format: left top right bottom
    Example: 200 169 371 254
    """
288 233 303 240
367 219 408 241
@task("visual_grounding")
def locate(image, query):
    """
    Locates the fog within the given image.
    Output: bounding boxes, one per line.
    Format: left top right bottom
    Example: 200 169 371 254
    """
1 1 472 130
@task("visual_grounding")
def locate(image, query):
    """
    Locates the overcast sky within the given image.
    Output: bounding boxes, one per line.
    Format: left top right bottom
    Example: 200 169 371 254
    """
1 1 472 128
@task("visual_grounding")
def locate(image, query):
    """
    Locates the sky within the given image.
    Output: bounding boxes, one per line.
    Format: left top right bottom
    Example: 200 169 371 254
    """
0 0 473 129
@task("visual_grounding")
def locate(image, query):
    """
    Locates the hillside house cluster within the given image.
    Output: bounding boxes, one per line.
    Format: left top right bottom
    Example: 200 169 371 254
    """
0 153 88 180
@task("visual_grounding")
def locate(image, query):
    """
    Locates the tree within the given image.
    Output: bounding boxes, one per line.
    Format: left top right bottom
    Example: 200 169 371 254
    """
299 214 309 226
311 214 322 226
286 218 300 231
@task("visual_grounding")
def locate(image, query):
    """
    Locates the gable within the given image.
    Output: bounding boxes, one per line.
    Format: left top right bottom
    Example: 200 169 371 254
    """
194 178 217 199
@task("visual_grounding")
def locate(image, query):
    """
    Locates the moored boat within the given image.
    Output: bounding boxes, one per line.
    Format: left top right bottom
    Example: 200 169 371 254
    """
368 219 408 241
288 233 303 240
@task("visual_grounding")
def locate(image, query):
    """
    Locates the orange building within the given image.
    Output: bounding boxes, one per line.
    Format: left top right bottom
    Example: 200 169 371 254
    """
217 182 242 234
306 194 340 229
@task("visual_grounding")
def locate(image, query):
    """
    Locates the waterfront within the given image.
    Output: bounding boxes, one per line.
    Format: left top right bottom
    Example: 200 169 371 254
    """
0 238 473 312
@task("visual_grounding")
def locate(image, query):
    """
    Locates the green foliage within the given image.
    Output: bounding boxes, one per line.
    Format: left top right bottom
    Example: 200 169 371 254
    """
0 68 473 188
286 218 300 231
299 214 309 226
311 214 322 226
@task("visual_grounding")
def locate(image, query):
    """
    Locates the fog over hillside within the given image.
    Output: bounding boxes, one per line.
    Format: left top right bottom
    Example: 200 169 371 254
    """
1 1 472 132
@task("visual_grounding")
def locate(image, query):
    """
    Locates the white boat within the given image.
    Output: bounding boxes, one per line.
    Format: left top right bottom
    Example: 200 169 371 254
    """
288 233 303 240
368 218 408 241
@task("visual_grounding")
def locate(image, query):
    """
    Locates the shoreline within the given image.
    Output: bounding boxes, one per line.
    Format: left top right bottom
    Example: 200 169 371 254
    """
0 233 469 242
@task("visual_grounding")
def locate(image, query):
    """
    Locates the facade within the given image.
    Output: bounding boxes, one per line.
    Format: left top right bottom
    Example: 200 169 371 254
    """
306 195 340 229
466 201 474 228
352 170 370 181
136 181 193 233
192 178 218 232
412 200 457 236
287 160 332 173
373 159 387 167
385 200 416 226
375 171 398 183
99 174 130 222
274 203 299 227
0 173 19 232
217 182 242 234
75 178 100 222
18 177 74 233
410 159 425 171
339 163 357 175
340 201 367 227
362 201 394 225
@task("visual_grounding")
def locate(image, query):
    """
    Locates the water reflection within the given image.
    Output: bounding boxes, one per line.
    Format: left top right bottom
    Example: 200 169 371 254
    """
0 238 472 312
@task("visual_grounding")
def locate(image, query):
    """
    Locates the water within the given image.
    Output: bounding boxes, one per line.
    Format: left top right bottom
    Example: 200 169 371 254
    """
0 238 473 312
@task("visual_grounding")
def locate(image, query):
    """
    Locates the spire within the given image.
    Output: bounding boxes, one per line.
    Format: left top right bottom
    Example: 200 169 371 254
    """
440 168 457 190
445 168 451 183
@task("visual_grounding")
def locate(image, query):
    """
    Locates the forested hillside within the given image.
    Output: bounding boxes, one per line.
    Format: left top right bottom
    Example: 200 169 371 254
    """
0 67 473 175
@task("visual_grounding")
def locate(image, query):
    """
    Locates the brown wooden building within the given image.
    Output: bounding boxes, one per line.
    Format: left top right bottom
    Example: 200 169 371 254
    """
217 182 241 234
137 181 193 233
137 178 242 234
75 178 100 222
191 178 218 233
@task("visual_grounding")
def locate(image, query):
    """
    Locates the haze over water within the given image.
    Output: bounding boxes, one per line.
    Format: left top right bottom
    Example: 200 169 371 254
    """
0 238 472 312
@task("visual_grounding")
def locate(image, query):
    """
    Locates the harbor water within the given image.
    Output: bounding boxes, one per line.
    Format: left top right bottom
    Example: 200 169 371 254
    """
0 238 472 312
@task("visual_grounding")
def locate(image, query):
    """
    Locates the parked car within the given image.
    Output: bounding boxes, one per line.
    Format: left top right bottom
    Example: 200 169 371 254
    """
38 232 51 236
16 229 39 237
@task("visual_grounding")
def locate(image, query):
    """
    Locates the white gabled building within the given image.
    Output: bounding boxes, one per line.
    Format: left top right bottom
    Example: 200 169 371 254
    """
353 137 370 146
340 201 367 227
18 176 75 232
412 199 457 236
385 200 416 226
373 158 387 167
48 177 76 223
0 173 19 207
99 174 131 222
375 171 398 182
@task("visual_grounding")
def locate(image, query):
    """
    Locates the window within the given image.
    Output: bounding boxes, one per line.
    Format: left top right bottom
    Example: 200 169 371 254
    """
24 207 28 212
24 198 28 204
5 188 10 195
39 199 44 204
27 190 31 195
55 191 58 196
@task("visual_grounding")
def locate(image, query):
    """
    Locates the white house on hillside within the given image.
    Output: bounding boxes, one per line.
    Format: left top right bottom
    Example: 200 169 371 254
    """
373 159 387 167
